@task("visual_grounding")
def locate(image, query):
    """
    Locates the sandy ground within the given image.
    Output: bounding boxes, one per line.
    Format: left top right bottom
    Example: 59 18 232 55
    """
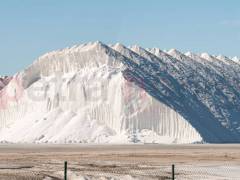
0 144 239 179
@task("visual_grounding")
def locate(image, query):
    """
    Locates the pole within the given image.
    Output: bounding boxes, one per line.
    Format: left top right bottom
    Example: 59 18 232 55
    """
172 164 175 180
64 161 67 180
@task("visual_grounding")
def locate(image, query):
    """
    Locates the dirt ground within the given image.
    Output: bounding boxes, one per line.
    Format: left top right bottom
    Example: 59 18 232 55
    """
0 144 239 179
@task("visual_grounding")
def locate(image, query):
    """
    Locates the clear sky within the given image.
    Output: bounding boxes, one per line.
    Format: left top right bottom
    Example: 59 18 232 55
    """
1 0 240 75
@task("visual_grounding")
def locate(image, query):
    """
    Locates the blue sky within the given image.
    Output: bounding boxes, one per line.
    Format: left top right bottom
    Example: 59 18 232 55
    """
1 0 240 75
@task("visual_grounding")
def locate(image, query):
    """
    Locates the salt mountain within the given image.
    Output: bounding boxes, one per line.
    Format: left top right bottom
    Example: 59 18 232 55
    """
0 41 240 144
0 76 11 90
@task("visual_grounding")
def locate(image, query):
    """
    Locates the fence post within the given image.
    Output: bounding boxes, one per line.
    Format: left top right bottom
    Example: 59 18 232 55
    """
172 164 175 180
64 161 67 180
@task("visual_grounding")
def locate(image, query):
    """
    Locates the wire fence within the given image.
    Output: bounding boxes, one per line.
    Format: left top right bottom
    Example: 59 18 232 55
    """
62 161 240 180
0 161 238 179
